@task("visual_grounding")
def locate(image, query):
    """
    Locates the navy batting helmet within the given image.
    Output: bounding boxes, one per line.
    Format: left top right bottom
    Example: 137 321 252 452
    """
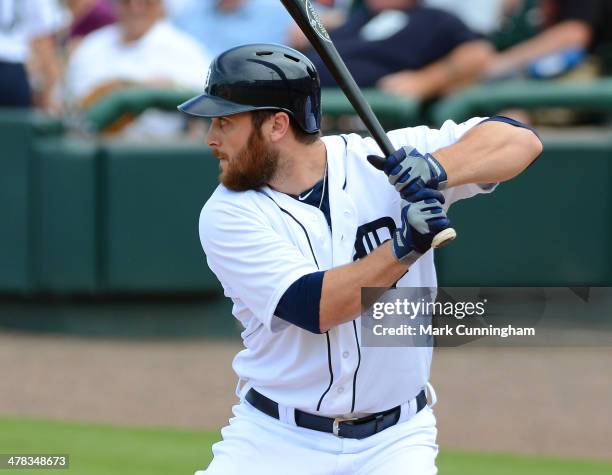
178 43 322 133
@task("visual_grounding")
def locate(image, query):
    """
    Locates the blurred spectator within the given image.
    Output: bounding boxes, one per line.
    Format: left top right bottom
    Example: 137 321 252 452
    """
0 0 64 110
64 0 211 138
423 0 505 34
162 0 192 17
487 0 540 53
65 0 116 51
172 0 294 57
288 0 353 50
305 0 494 100
484 0 612 80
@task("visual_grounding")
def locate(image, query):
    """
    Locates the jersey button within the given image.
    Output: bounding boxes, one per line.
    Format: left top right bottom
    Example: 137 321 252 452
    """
337 387 344 394
342 351 349 358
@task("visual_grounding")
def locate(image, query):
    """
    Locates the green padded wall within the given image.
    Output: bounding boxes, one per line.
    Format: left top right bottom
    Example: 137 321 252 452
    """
3 109 612 297
0 113 32 291
100 142 221 293
0 110 63 293
32 138 98 293
0 297 238 339
436 136 612 286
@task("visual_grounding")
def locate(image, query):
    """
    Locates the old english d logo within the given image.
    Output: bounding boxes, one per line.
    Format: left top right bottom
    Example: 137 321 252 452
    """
353 217 396 260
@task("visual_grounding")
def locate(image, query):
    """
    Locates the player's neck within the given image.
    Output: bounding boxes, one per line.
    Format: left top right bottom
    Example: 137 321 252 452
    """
268 139 327 196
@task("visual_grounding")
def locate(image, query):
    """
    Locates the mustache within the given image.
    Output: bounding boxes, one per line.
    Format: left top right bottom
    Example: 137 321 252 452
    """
212 150 228 160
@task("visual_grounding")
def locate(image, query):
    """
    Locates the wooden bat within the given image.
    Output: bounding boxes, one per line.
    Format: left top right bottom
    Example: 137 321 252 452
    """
279 0 456 248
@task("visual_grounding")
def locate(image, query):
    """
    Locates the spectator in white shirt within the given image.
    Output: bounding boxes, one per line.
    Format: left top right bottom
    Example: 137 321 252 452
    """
0 0 64 110
65 0 211 138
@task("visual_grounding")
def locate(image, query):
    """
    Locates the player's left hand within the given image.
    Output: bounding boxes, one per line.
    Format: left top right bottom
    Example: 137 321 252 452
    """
367 146 448 198
392 187 450 265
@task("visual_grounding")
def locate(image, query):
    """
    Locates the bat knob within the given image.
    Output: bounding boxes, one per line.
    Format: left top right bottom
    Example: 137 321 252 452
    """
431 228 457 249
367 155 386 171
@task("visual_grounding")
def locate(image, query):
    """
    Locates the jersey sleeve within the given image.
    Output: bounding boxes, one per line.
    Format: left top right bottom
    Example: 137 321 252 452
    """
199 192 320 332
385 117 498 209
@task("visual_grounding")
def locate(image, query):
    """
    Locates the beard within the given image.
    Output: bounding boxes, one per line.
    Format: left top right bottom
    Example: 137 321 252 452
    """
217 127 279 192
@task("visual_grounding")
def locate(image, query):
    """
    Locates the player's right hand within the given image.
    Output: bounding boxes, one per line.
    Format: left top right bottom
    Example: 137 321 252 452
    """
392 188 450 265
367 146 448 198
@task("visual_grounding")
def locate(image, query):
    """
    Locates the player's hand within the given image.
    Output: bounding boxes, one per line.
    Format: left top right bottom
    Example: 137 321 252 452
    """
392 188 450 265
367 146 448 198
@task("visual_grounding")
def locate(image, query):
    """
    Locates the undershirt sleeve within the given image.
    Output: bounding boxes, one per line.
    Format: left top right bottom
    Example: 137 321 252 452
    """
478 115 541 139
275 271 325 334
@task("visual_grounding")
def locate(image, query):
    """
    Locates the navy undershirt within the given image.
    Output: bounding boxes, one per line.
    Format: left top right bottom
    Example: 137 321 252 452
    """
293 174 332 230
479 115 541 138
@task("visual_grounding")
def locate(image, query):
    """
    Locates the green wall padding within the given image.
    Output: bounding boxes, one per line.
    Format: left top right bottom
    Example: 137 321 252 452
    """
436 136 612 286
32 138 99 293
99 142 221 293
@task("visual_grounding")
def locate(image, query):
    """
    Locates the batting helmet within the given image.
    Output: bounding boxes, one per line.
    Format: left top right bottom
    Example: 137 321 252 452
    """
178 43 322 133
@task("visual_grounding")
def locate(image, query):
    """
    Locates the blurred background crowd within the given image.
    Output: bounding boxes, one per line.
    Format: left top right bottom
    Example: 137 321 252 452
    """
1 0 611 138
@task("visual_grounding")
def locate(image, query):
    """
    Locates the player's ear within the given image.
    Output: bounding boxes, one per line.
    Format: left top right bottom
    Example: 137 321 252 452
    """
268 112 291 143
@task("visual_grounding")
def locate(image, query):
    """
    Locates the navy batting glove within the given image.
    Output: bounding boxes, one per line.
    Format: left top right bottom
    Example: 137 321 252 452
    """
392 188 450 265
367 146 448 198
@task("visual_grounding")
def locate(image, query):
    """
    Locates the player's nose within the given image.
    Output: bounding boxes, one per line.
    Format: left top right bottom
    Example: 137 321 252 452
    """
206 126 220 148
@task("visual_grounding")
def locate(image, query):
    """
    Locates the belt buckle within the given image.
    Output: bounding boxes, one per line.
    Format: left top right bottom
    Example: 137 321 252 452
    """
332 416 359 437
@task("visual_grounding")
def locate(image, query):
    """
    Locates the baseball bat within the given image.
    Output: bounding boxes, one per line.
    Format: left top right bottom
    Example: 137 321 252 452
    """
280 0 456 248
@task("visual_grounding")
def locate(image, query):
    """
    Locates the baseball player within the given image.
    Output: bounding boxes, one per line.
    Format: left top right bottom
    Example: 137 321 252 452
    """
178 43 542 474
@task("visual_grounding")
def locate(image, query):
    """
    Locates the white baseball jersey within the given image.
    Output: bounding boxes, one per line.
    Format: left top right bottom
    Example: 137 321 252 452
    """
199 117 495 417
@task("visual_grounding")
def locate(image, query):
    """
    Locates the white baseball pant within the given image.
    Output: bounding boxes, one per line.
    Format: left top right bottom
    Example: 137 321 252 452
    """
195 397 438 475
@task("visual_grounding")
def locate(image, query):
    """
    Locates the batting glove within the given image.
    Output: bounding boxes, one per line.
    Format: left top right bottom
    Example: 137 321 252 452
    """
367 146 448 198
393 188 450 265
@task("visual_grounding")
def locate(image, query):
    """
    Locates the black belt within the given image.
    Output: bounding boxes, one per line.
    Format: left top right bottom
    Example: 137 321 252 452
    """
245 388 427 440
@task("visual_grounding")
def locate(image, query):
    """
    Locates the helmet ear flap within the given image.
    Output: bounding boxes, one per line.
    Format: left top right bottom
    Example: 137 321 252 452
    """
178 43 321 134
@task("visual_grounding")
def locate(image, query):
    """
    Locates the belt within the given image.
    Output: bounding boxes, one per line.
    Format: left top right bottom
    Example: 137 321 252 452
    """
245 388 427 440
